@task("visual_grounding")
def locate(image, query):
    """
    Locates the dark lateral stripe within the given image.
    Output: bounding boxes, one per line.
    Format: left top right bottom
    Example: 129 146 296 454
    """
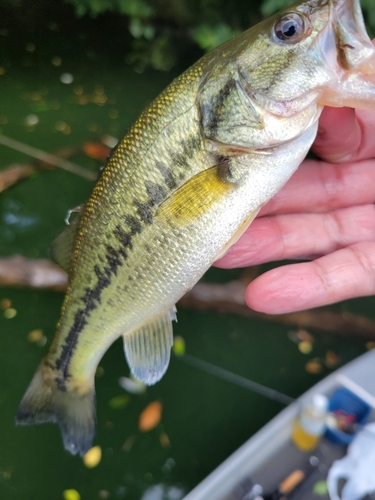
180 135 201 159
135 201 153 224
145 181 167 206
114 226 132 250
168 134 200 172
54 200 152 384
55 307 88 378
124 215 142 235
54 181 169 384
105 245 123 276
54 244 125 385
156 161 177 190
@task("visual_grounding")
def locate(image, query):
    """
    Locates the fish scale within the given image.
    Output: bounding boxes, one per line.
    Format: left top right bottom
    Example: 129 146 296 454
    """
16 0 375 456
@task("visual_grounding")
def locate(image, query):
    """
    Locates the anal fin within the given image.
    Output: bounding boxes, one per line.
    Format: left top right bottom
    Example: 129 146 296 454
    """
123 308 176 385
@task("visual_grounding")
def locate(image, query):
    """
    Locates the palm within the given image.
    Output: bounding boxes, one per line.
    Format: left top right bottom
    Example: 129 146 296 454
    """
216 106 375 313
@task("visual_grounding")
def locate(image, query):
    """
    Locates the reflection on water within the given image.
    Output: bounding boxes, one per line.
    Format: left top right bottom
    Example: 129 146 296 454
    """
1 200 40 242
3 212 39 228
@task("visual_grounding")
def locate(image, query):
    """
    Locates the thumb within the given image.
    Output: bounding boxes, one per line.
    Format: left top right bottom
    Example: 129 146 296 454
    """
312 107 361 163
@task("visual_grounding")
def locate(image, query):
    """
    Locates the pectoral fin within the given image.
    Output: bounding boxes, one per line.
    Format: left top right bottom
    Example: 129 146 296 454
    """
157 166 235 225
123 308 176 385
50 206 84 273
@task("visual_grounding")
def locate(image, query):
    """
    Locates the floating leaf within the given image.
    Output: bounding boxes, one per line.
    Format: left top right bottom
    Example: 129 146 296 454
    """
26 42 36 52
298 341 313 354
60 73 73 84
296 329 314 343
83 446 102 468
325 351 340 368
305 359 323 374
0 299 11 309
118 376 146 394
109 394 130 409
55 121 71 134
63 489 80 500
159 432 170 448
313 480 328 496
25 114 39 126
51 56 61 66
101 135 118 148
4 308 16 319
28 329 43 342
109 108 119 119
172 336 185 357
139 401 162 432
122 435 136 452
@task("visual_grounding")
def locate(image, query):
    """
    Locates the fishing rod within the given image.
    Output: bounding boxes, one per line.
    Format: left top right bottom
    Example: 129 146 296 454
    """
178 353 295 406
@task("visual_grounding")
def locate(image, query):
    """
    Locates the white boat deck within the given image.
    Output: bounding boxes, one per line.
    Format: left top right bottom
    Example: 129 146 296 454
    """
183 349 375 500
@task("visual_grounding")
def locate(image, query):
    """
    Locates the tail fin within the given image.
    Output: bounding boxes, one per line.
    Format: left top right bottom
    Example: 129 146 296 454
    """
15 361 96 456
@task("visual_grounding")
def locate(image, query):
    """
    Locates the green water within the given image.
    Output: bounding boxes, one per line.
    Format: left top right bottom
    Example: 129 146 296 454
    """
0 4 373 500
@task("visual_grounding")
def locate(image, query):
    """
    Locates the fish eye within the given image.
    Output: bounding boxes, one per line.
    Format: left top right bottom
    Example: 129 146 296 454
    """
273 13 306 43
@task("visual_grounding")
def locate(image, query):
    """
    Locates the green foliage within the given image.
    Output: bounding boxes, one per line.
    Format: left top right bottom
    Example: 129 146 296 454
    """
192 23 241 52
126 34 177 72
63 0 263 70
65 0 375 71
361 0 375 37
68 0 154 17
3 0 374 70
260 0 293 17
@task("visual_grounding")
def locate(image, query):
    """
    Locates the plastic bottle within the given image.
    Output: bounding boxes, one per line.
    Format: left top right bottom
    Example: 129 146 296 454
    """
292 394 328 451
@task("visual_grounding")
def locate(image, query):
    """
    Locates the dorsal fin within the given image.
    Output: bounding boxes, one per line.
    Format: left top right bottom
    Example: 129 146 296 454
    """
123 308 176 385
49 206 84 273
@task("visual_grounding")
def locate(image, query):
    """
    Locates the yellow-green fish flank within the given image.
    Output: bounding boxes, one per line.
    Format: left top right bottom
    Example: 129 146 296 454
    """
17 0 375 455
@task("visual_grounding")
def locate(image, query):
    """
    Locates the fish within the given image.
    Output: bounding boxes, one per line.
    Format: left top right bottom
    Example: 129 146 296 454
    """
16 0 375 456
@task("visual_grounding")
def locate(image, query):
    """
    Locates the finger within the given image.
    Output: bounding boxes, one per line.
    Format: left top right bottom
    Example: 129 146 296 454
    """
313 107 375 163
312 107 361 162
259 158 375 216
215 204 375 268
245 242 375 314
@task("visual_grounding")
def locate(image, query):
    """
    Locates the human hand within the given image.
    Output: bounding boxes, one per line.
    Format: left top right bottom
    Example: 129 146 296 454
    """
216 106 375 314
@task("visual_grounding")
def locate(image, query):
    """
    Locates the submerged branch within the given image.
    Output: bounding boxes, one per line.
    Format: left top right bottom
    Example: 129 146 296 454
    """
0 164 35 192
0 256 68 292
1 256 375 339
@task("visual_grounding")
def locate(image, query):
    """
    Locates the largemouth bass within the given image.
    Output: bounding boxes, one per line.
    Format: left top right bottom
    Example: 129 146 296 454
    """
16 0 375 455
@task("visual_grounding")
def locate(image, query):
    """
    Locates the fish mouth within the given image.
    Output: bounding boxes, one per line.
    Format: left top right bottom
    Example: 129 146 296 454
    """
316 0 375 107
333 0 375 71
